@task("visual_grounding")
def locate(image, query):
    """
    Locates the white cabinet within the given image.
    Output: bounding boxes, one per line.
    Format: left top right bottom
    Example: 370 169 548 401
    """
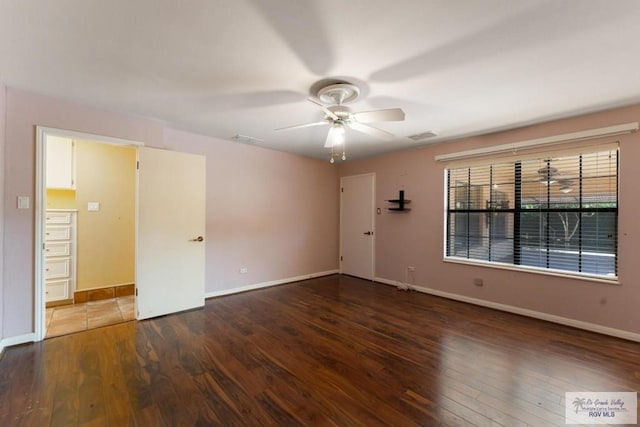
46 280 70 300
45 210 77 302
45 258 70 279
46 136 75 189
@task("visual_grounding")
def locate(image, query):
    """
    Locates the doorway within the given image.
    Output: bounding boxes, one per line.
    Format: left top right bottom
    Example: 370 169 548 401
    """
340 173 375 280
40 133 139 338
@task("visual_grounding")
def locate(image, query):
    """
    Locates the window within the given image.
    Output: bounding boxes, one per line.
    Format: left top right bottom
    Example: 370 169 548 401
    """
445 148 618 279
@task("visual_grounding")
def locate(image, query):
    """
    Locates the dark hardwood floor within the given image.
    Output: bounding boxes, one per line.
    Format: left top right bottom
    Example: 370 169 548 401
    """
1 274 639 426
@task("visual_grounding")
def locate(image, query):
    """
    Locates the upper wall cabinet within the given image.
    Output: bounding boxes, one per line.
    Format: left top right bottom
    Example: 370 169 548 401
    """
46 136 75 189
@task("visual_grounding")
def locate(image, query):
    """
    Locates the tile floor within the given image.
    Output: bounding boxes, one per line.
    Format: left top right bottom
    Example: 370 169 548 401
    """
45 296 135 338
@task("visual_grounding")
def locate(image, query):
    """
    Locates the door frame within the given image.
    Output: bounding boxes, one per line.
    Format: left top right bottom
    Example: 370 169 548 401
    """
34 126 144 341
339 173 376 280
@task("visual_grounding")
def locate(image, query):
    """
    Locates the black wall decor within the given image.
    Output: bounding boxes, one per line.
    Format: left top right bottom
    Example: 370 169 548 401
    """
388 190 411 212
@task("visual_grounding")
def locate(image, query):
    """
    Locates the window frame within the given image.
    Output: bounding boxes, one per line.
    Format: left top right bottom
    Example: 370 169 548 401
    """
443 149 619 283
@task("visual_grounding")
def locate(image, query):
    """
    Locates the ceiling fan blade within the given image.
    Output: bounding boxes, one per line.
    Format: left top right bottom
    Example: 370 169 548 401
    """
275 121 327 131
350 122 395 140
354 108 405 123
307 98 339 120
248 0 334 75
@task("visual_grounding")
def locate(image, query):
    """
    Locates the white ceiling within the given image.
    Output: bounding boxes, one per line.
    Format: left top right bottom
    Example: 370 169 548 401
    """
2 0 640 161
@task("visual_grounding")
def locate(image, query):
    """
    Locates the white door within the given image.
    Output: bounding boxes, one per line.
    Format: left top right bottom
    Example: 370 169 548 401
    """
137 147 206 319
340 174 375 280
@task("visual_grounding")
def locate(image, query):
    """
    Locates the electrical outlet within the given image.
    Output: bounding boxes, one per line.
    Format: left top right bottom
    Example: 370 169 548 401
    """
239 267 248 274
473 278 484 287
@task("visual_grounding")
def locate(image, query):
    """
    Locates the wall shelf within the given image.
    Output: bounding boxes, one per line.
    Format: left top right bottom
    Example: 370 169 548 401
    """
387 190 411 212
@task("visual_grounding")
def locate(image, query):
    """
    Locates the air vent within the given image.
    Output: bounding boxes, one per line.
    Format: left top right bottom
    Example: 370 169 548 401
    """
408 131 437 141
231 134 264 144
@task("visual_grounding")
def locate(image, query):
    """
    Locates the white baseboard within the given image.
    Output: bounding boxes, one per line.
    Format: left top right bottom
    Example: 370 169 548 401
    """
205 270 339 299
375 277 640 343
0 333 36 356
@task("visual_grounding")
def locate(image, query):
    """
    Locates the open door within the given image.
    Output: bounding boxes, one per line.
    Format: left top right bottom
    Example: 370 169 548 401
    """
340 173 375 280
136 147 206 319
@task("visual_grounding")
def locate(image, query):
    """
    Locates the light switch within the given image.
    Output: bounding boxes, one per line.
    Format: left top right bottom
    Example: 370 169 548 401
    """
87 202 100 212
17 196 30 209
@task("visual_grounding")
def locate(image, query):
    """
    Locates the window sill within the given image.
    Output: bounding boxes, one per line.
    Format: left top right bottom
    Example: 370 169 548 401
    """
443 257 620 285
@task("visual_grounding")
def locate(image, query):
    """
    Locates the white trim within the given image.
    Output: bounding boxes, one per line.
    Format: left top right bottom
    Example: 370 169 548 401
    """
35 126 144 341
434 122 638 162
35 128 46 341
442 169 448 259
374 277 640 343
36 126 145 147
443 257 619 285
0 333 36 355
205 270 339 299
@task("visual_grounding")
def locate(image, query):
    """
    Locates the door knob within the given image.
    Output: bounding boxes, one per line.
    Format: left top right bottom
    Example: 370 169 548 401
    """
190 236 204 242
363 231 373 235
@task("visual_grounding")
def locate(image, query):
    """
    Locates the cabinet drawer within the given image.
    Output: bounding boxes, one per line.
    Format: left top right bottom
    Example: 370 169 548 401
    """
46 279 69 301
45 258 70 279
45 212 72 224
45 241 71 257
45 226 71 241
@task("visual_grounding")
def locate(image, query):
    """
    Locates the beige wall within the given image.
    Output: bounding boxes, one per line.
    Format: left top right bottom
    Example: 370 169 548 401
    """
46 189 76 209
339 104 640 337
75 141 136 289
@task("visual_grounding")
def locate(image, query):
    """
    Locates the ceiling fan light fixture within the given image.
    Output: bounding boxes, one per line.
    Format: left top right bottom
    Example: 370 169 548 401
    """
538 166 558 185
324 122 346 148
331 123 345 146
559 179 573 193
279 80 405 162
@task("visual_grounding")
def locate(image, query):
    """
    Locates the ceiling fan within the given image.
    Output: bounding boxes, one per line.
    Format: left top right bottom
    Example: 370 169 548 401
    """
275 82 405 162
537 166 574 193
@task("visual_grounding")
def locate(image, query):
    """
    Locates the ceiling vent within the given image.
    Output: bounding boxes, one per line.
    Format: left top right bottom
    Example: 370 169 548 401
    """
408 131 437 141
231 134 264 144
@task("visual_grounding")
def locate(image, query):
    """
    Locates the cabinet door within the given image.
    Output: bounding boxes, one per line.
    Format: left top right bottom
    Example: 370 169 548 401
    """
45 226 71 241
45 258 70 279
46 279 70 301
45 211 72 224
45 242 71 257
46 136 75 189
